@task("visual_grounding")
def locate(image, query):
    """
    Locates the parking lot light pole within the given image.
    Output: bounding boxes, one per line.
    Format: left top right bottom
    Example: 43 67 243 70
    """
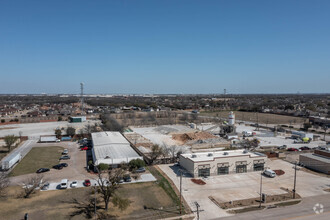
179 169 182 214
94 183 97 219
293 162 299 199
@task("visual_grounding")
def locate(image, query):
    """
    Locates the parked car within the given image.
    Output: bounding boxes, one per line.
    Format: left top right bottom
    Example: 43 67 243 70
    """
60 179 68 189
299 146 311 151
81 146 88 151
263 169 276 178
60 155 71 160
277 145 287 150
53 164 63 170
60 163 68 167
134 167 146 173
123 174 132 182
117 176 124 183
84 179 91 187
71 180 78 188
287 148 298 151
41 182 50 190
62 149 69 155
36 168 50 173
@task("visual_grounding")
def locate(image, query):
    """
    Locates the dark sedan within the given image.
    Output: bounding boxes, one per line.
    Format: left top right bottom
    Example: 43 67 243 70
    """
299 146 311 151
36 168 50 173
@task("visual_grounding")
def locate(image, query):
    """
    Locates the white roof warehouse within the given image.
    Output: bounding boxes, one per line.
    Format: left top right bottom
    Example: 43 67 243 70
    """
91 131 143 166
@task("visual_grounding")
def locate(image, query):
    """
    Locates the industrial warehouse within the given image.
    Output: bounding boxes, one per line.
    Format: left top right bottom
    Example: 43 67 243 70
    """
91 131 143 167
179 150 267 177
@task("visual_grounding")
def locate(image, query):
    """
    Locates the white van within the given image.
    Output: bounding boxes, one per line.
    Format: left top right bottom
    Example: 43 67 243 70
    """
60 179 68 189
263 169 276 178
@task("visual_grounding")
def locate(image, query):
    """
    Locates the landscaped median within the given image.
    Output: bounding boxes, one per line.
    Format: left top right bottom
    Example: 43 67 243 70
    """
209 190 302 214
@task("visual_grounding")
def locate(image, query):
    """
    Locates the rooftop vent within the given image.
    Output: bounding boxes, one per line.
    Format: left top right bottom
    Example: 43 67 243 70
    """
223 152 229 155
208 153 213 157
192 154 197 158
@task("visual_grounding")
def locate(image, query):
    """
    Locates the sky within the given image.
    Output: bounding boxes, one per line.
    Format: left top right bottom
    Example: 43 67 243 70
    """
0 0 330 94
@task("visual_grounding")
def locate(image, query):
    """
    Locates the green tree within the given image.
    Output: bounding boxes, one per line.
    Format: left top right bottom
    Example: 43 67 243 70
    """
58 116 63 121
98 163 109 171
4 135 19 152
128 159 145 170
55 129 62 138
1 119 5 123
66 126 76 137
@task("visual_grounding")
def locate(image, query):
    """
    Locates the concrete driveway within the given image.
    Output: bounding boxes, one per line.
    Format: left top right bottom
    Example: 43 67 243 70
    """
158 159 330 220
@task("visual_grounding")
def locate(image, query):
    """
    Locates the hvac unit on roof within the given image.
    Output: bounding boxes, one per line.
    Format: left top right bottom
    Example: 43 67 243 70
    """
243 149 249 154
192 154 197 158
223 152 229 155
207 153 213 157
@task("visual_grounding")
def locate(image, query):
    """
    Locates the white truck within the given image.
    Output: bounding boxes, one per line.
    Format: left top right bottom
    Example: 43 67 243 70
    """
242 131 253 137
1 152 22 170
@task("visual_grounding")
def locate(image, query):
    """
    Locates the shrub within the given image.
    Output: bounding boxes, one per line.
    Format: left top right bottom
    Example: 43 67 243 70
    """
98 163 109 171
1 119 5 123
128 159 145 170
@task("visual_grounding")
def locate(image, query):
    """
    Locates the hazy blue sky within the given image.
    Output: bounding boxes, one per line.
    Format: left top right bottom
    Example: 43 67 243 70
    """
0 0 329 94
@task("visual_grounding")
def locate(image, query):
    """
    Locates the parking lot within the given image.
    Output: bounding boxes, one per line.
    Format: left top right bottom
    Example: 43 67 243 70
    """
9 141 93 186
41 173 157 191
159 159 330 219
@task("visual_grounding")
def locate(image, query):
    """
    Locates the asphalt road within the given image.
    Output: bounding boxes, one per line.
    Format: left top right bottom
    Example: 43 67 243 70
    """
217 194 330 220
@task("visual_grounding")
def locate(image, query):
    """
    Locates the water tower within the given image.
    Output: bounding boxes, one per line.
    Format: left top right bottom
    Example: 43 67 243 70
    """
228 111 235 126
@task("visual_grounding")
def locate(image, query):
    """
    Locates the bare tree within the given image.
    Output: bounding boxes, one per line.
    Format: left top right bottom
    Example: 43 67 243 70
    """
96 168 130 211
0 172 10 197
4 135 19 152
168 145 179 163
101 115 124 132
22 175 44 198
149 144 163 165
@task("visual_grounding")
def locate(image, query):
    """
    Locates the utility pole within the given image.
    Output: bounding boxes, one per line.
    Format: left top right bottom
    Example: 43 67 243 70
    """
94 183 97 219
80 82 84 116
179 169 182 214
259 171 263 207
293 162 299 199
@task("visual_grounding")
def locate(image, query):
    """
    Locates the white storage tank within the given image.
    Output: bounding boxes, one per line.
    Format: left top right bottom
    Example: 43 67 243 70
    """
228 111 235 125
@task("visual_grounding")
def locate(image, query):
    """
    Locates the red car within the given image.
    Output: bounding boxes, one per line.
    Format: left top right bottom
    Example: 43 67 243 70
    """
84 179 91 187
287 148 298 151
81 146 88 151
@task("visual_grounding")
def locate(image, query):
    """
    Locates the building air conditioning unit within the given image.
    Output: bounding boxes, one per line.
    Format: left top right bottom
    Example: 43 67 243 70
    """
192 154 197 158
207 153 213 157
223 152 228 155
243 149 249 154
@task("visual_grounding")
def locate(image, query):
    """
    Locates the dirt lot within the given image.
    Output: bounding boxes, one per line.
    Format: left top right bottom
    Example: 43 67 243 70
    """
9 146 64 176
200 111 305 125
0 182 180 220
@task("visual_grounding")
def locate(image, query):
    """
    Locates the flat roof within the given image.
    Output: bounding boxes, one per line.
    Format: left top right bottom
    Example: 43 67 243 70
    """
300 153 330 164
181 150 266 162
92 131 129 146
91 131 142 164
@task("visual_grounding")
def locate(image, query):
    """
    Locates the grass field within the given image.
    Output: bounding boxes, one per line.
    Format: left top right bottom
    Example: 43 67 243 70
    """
9 146 63 177
0 181 180 220
200 111 305 125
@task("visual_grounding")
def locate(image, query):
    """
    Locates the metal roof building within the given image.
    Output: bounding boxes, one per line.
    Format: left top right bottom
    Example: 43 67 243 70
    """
91 131 143 166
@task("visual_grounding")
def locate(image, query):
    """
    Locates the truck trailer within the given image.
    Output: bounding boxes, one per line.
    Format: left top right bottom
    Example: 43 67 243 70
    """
1 152 22 170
